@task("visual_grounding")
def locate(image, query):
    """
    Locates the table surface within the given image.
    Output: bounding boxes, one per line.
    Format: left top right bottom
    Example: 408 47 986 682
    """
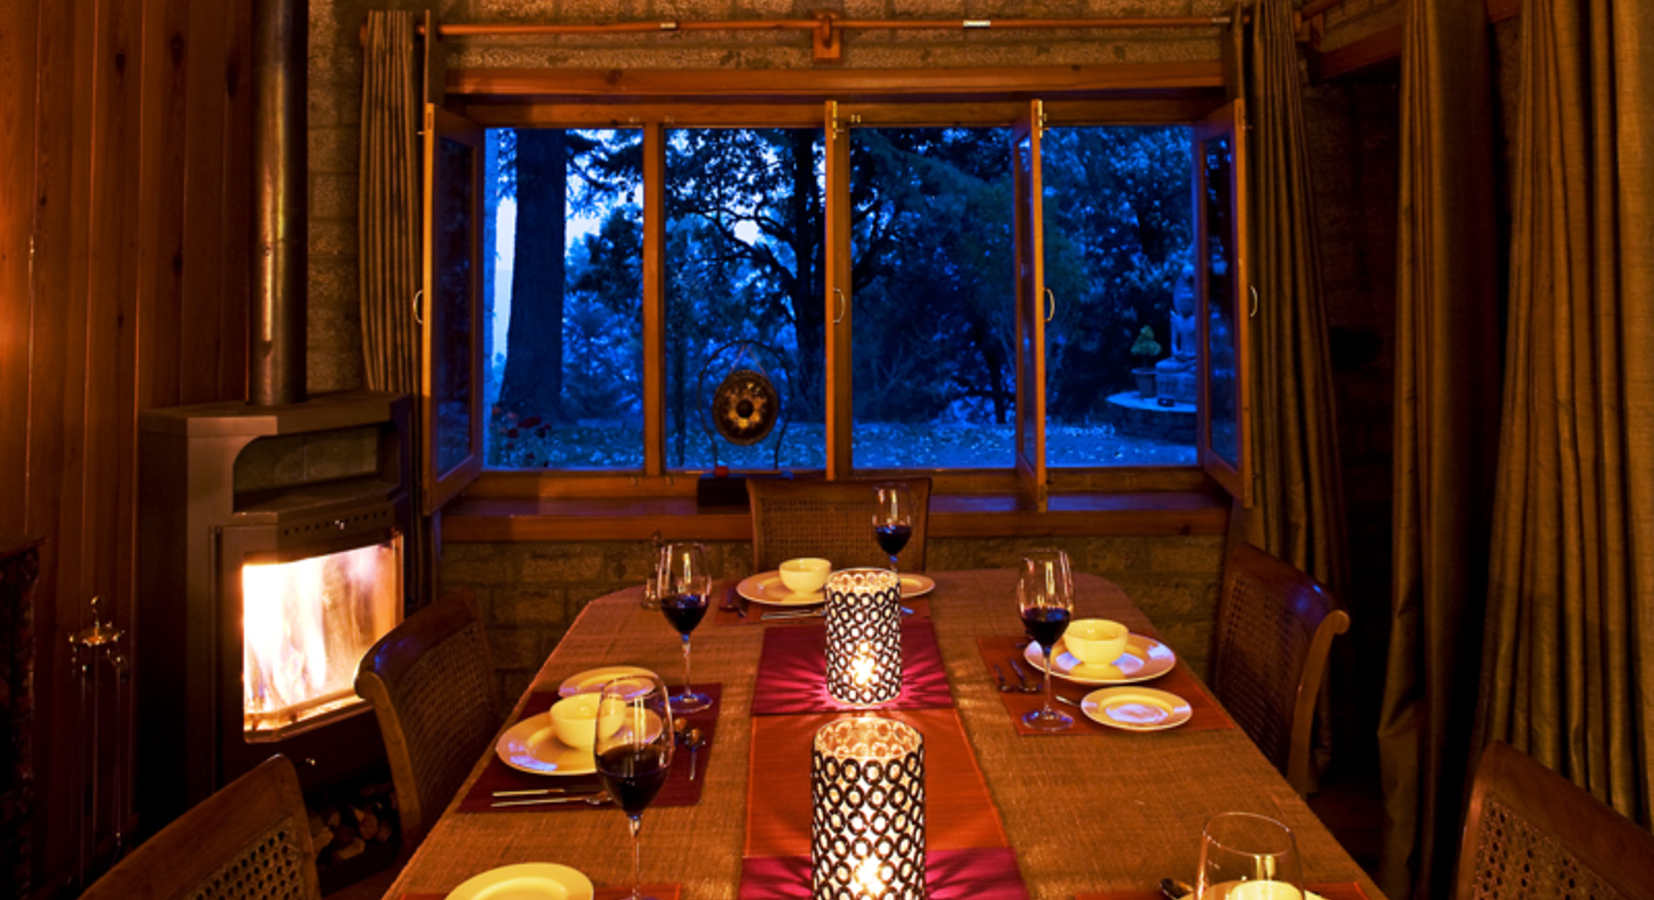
383 570 1385 900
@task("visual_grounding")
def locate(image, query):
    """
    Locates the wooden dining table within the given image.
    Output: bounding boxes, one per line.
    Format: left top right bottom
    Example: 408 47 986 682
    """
382 570 1385 900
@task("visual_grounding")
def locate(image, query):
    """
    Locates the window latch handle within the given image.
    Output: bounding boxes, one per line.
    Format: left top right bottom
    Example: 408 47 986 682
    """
413 289 424 327
1044 287 1056 323
833 287 846 324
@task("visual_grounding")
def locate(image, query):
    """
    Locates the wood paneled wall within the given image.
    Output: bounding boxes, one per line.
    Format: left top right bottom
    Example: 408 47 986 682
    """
0 0 252 890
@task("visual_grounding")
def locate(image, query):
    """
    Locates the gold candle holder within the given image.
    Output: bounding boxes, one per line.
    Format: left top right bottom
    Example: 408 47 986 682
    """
810 716 926 900
824 568 903 706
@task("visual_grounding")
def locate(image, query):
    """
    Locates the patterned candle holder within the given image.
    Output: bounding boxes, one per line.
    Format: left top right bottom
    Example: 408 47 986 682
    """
824 568 903 706
811 716 926 900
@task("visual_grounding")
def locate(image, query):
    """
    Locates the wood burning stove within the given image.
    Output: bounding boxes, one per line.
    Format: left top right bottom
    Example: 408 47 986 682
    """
137 394 412 828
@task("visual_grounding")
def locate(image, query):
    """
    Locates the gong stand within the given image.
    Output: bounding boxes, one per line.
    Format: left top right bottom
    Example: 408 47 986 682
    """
695 341 793 507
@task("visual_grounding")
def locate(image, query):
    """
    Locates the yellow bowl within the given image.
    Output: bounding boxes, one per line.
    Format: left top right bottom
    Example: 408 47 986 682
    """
550 694 612 748
1064 618 1130 666
779 558 831 595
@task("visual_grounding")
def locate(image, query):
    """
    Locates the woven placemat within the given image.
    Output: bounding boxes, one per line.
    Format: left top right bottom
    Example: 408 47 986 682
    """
1073 882 1368 900
400 883 680 900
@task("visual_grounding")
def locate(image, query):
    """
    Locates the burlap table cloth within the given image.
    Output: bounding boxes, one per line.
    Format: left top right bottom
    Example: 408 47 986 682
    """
381 571 1385 900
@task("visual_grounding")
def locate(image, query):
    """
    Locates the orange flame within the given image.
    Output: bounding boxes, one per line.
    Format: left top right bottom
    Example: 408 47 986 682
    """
243 539 400 732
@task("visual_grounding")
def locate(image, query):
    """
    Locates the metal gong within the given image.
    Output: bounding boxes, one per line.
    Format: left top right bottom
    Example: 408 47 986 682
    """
712 369 779 446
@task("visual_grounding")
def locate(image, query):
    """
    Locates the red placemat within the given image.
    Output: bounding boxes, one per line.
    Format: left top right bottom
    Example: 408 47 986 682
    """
976 637 1234 735
1073 882 1368 900
400 885 680 900
750 619 952 714
739 848 1028 900
456 683 722 813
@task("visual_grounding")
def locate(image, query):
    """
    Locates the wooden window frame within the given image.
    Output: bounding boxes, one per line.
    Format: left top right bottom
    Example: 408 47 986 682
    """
442 64 1242 504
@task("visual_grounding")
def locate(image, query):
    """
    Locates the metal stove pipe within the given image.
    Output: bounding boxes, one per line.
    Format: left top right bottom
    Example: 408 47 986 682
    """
250 0 308 406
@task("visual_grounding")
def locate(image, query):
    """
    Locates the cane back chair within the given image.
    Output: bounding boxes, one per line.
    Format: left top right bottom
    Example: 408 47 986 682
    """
1210 541 1350 795
1455 740 1654 900
746 477 932 573
355 589 500 854
81 754 319 900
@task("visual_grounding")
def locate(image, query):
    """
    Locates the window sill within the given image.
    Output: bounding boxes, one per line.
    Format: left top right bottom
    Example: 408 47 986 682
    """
440 489 1229 542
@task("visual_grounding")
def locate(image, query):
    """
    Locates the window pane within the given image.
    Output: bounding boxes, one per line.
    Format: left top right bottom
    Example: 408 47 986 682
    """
1201 133 1240 468
851 128 1015 469
665 128 826 471
483 128 644 470
1042 126 1197 467
433 135 475 475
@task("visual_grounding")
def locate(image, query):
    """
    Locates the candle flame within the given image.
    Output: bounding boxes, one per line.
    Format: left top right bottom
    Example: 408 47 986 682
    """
850 644 877 687
853 856 885 897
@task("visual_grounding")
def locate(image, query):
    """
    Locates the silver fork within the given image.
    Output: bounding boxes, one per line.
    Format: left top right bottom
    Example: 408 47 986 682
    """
1008 659 1041 693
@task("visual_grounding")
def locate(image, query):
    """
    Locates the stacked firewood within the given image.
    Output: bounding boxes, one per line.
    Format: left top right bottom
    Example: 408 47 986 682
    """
306 779 398 865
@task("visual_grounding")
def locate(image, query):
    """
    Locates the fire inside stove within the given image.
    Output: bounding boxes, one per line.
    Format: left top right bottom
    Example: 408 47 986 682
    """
242 538 401 737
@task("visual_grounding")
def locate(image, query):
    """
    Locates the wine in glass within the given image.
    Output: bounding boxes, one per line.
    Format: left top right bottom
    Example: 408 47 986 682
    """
595 674 676 900
1018 549 1074 731
1196 812 1304 900
873 483 913 573
657 542 713 714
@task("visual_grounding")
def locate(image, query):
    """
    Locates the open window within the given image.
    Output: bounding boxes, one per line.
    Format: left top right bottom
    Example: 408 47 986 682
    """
1192 100 1252 506
420 105 485 514
1012 100 1049 511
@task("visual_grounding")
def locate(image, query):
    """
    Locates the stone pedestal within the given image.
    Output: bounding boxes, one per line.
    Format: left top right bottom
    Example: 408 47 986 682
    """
1156 370 1198 405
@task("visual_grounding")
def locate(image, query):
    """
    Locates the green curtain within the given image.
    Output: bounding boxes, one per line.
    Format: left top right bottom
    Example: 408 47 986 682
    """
1477 0 1654 828
1375 0 1503 896
359 10 431 605
1234 0 1349 598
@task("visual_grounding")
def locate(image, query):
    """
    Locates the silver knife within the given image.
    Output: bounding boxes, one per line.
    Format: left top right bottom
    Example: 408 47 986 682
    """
489 793 611 808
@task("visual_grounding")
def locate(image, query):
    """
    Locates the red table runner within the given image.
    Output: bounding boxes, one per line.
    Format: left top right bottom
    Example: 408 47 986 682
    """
456 683 722 814
739 587 1030 900
976 637 1235 735
750 619 952 714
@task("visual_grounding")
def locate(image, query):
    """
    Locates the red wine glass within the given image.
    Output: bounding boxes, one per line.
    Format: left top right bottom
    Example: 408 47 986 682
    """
1018 549 1074 731
872 483 913 574
657 542 713 713
595 673 675 900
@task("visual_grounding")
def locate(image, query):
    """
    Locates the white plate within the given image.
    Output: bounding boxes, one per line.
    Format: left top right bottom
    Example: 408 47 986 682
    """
445 862 595 900
1024 633 1176 685
1080 686 1192 731
737 571 937 606
557 665 658 698
494 717 596 776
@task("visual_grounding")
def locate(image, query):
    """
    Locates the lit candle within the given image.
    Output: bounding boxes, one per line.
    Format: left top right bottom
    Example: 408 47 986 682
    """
824 569 903 706
850 644 877 686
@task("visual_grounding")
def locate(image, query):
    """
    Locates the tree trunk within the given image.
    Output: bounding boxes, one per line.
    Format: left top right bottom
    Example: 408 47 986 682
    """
786 130 825 419
500 130 567 421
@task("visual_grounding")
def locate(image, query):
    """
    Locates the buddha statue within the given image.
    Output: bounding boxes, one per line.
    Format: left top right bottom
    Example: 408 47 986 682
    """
1155 263 1199 404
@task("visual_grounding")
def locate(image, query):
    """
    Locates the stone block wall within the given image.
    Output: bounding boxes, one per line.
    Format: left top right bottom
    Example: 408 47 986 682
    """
440 534 1223 701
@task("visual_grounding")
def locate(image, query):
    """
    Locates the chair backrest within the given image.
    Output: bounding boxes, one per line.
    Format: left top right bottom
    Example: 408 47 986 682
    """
1210 541 1349 795
1455 741 1654 900
82 754 318 900
355 589 500 853
746 477 932 573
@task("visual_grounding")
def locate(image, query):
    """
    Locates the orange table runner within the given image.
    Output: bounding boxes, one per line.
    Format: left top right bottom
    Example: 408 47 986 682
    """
976 637 1235 735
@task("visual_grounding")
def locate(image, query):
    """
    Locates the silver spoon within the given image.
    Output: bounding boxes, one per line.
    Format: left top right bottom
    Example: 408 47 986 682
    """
992 664 1015 692
683 727 706 781
1008 659 1041 693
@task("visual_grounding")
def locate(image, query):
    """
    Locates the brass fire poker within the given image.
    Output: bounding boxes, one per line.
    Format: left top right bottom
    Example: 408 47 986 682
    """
69 595 129 884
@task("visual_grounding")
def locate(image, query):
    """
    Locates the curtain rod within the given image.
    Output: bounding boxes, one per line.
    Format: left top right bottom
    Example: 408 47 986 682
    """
390 13 1236 64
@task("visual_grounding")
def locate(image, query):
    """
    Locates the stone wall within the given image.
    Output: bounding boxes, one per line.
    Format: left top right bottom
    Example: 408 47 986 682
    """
440 534 1224 700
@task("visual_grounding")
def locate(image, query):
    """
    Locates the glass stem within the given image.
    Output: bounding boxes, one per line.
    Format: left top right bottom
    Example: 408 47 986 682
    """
680 634 692 698
628 813 643 900
1042 644 1056 716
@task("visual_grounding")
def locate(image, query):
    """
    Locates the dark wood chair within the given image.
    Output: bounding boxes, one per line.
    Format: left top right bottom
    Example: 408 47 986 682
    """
1210 541 1349 795
1455 741 1654 900
81 754 318 900
746 477 932 573
355 589 500 854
